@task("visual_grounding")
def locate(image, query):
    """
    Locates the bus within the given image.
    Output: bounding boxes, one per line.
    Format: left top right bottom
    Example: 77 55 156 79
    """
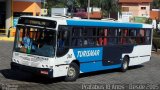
10 16 152 81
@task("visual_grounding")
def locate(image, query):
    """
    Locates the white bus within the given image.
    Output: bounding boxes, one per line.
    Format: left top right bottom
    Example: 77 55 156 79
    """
10 16 153 81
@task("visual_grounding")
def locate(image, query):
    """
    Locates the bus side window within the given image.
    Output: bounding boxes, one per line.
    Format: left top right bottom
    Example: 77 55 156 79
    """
82 27 89 46
98 29 104 46
145 29 151 44
108 28 117 45
72 27 84 47
103 29 108 45
120 29 128 44
57 26 70 57
137 29 145 44
128 29 136 44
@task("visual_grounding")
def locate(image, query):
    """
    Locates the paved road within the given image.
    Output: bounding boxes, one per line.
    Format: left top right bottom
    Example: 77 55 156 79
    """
0 41 160 90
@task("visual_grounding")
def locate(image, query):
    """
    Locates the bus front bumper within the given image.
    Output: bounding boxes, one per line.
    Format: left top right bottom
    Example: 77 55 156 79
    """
11 62 53 78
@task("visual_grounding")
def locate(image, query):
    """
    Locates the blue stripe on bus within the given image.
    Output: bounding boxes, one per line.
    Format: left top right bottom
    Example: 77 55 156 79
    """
67 20 143 28
80 62 121 73
73 47 121 73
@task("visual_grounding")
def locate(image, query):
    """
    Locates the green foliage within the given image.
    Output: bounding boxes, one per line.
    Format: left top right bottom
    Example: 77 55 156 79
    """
76 0 86 8
133 17 147 23
145 18 152 24
153 38 160 48
100 0 120 18
151 0 160 9
153 29 160 38
153 29 160 49
45 0 120 18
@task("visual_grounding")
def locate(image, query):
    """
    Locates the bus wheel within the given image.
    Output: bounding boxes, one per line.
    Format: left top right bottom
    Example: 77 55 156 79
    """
120 57 129 72
65 63 79 82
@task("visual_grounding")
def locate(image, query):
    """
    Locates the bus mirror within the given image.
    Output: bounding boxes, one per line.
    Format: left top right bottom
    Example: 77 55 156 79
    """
7 26 12 38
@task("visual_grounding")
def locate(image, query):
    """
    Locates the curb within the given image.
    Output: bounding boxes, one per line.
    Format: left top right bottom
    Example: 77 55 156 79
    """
0 37 14 42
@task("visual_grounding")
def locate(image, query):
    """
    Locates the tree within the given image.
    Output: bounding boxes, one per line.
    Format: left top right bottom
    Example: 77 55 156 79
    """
100 0 120 18
151 0 160 9
76 0 100 11
45 0 121 18
77 0 121 18
77 0 87 9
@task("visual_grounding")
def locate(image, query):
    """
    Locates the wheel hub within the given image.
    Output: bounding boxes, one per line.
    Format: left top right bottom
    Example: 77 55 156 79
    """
123 61 128 69
68 67 76 77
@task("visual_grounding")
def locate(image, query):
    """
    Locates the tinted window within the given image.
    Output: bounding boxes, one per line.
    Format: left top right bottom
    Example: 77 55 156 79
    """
56 26 70 57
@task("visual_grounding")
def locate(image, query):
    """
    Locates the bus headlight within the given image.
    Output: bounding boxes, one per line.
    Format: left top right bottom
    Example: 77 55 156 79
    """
13 59 16 62
42 65 44 68
42 65 51 68
17 60 19 63
46 65 48 68
13 59 19 63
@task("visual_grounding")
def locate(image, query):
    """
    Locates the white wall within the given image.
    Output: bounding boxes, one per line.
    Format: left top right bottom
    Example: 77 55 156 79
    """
138 3 150 17
51 8 67 17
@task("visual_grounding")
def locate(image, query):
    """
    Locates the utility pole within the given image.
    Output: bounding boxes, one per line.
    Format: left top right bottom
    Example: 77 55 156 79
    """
43 0 46 9
87 0 90 19
67 0 74 17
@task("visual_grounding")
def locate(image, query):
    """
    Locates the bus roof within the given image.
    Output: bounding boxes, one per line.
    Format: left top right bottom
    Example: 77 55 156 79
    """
20 16 152 29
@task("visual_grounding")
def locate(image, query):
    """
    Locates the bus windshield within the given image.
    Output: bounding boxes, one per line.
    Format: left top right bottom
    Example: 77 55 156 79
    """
14 26 56 57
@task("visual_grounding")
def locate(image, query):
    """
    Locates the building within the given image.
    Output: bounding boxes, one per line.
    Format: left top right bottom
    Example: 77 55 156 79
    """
150 9 160 20
75 7 102 19
0 0 42 35
119 0 153 18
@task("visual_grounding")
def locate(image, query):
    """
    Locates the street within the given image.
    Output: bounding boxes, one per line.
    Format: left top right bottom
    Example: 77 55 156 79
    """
0 41 160 90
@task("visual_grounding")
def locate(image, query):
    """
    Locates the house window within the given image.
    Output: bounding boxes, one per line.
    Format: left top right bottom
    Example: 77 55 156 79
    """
122 7 129 12
141 7 146 10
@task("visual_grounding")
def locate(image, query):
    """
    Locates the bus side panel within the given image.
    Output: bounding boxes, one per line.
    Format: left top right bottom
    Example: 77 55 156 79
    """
53 49 76 77
73 47 121 73
102 45 134 66
128 45 151 66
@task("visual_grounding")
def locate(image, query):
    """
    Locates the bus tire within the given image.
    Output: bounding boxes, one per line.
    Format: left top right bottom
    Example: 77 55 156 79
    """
120 56 129 72
65 62 79 82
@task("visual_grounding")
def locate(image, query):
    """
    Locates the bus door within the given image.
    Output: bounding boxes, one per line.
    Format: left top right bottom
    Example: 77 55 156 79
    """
56 26 71 64
102 28 122 66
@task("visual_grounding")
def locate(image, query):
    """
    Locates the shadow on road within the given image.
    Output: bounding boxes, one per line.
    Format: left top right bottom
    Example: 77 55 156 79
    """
128 65 144 70
0 65 144 84
0 69 65 84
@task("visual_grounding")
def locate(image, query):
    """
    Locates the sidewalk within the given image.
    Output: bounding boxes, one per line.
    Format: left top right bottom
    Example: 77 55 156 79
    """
0 35 14 42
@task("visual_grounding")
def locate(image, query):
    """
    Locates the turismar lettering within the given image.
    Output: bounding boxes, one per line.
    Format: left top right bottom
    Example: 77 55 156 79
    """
77 50 100 58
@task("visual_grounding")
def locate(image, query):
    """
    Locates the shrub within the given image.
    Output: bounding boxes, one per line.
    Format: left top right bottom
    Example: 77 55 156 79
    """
153 38 160 49
153 29 160 49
